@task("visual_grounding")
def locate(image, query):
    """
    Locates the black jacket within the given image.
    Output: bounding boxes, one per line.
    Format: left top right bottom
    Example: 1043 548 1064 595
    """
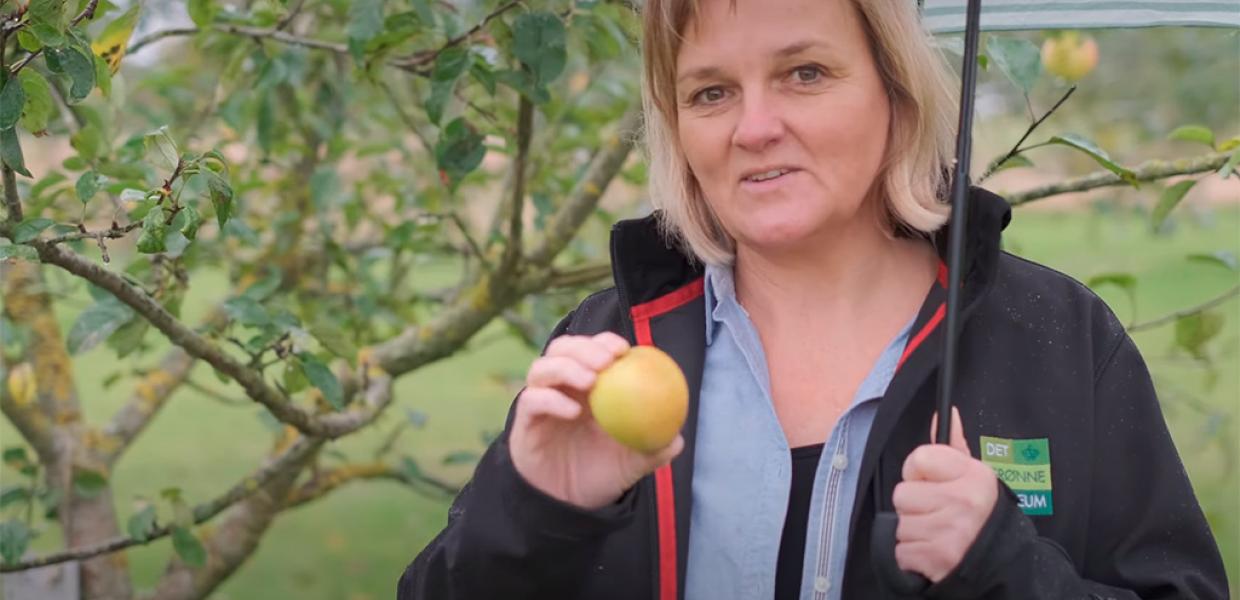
398 188 1227 600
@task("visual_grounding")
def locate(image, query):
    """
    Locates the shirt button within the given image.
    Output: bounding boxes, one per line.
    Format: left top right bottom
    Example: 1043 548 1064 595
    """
814 576 830 593
831 454 848 470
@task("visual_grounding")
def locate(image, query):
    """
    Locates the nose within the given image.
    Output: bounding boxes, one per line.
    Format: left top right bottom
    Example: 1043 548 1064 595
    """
731 90 785 153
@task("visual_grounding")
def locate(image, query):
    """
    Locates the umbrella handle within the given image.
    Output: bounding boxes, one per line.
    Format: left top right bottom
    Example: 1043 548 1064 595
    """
871 511 931 594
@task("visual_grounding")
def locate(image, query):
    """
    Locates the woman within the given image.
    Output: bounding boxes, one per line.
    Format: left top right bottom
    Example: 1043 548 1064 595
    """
398 0 1227 598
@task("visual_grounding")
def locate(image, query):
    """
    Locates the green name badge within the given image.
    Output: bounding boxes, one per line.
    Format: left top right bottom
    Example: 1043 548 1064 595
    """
980 436 1053 516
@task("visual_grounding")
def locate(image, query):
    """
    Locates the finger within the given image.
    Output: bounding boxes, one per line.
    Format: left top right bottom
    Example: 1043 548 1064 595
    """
892 481 944 515
902 444 971 483
544 336 619 372
517 387 583 421
592 331 631 356
894 540 952 583
929 407 971 456
644 434 685 466
527 356 597 391
949 407 969 455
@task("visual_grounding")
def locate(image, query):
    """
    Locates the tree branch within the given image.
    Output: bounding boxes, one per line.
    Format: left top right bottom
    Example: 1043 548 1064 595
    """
979 85 1076 184
284 460 460 509
145 437 321 600
527 108 641 265
1006 152 1232 206
0 436 323 573
0 231 398 438
390 0 523 72
3 162 21 222
548 261 613 289
1128 285 1240 333
500 96 534 275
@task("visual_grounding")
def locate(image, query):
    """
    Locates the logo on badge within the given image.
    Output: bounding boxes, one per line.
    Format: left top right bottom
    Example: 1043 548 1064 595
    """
980 436 1053 516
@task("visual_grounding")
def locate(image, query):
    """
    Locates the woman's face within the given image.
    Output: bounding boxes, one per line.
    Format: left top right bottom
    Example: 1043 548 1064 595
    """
674 0 891 254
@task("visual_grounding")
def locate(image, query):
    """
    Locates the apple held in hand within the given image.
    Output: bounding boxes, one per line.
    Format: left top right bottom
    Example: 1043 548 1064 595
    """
588 346 689 453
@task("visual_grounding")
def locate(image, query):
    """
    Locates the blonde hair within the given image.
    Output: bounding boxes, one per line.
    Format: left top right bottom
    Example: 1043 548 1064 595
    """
641 0 958 265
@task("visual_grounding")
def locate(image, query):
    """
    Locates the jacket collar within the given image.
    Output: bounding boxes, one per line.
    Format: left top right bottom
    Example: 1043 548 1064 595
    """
609 187 1011 310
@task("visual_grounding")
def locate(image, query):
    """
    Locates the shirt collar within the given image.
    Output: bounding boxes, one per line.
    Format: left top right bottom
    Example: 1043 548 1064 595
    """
703 262 739 346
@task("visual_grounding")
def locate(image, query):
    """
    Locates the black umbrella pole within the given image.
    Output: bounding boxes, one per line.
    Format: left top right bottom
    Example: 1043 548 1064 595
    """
872 0 983 594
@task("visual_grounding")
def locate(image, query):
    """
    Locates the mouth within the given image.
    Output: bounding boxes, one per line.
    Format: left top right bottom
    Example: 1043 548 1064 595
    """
740 167 799 184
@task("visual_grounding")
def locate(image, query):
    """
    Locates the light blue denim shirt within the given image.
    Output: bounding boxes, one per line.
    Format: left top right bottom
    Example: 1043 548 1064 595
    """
683 263 915 600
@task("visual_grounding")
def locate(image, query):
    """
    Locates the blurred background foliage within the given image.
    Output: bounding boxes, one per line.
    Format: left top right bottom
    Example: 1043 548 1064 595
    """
0 1 1235 598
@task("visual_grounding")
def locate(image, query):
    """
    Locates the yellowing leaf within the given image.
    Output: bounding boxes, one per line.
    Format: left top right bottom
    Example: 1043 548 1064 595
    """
91 4 141 74
6 363 36 408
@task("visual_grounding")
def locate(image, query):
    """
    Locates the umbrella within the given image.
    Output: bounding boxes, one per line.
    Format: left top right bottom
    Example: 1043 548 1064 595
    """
871 0 1240 593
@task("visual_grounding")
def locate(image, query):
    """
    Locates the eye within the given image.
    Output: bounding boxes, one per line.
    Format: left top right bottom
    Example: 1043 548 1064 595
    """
791 64 824 84
691 86 728 105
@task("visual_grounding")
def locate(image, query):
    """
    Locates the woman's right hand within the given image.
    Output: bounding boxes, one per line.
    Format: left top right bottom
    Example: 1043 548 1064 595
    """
509 332 685 510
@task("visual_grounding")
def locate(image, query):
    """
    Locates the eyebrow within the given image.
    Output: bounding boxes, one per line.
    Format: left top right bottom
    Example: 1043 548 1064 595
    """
676 39 830 86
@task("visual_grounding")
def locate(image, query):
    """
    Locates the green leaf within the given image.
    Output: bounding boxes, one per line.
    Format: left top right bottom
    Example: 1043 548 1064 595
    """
1087 272 1137 314
17 30 44 53
13 218 54 243
0 245 39 261
512 11 567 86
18 70 54 133
127 502 157 542
94 54 112 98
29 22 65 48
985 153 1033 176
2 127 33 177
347 0 385 62
442 450 480 466
308 318 358 359
434 117 485 191
299 353 344 410
75 170 102 204
71 123 103 162
67 298 134 354
1046 134 1137 186
171 526 206 568
0 519 31 566
171 203 203 240
28 0 66 30
204 170 233 228
495 69 550 104
1186 251 1239 272
2 447 29 469
0 487 31 510
187 0 216 28
1167 125 1215 149
223 296 270 327
0 75 27 131
426 46 470 125
986 36 1041 95
1175 311 1224 360
106 316 149 358
136 206 167 254
1218 151 1240 179
1150 180 1196 231
73 468 109 498
46 46 96 103
144 126 180 171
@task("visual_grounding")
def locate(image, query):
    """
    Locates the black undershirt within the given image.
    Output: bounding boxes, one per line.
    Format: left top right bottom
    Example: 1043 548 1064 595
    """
774 442 826 599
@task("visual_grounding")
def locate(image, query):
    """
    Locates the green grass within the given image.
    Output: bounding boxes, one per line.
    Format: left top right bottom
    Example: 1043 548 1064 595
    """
3 206 1237 599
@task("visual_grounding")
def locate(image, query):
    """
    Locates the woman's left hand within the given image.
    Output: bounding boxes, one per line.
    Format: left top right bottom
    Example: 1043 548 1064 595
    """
892 406 998 582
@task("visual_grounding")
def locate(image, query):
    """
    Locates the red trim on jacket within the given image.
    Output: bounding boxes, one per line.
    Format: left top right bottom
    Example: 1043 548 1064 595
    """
628 277 705 600
899 259 951 369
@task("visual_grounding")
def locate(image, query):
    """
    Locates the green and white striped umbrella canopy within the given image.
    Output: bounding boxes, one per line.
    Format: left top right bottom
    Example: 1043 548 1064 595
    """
921 0 1240 33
